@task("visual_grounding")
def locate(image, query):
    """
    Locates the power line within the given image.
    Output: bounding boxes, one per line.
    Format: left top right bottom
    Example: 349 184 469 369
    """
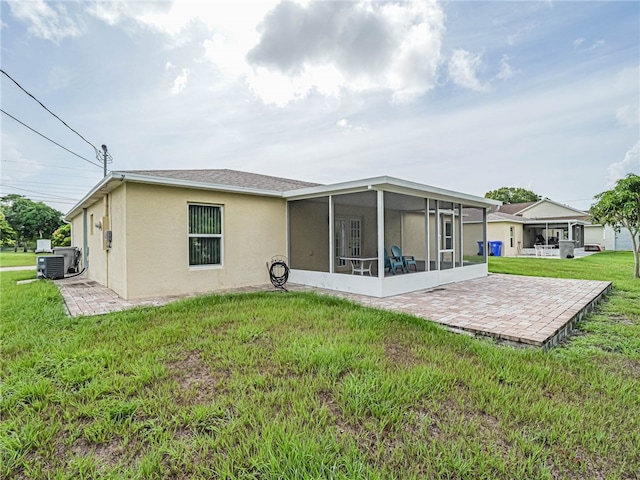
1 170 101 182
0 194 78 206
1 179 94 190
2 159 100 173
0 184 80 202
0 108 105 170
1 68 100 155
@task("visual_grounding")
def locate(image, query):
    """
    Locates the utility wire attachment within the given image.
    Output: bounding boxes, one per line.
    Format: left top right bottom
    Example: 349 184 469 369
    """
97 144 113 177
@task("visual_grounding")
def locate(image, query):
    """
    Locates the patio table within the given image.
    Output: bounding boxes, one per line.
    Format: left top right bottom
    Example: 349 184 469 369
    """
534 244 555 256
340 257 377 276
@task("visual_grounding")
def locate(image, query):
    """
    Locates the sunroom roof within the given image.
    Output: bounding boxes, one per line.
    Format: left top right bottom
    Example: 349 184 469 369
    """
284 176 500 209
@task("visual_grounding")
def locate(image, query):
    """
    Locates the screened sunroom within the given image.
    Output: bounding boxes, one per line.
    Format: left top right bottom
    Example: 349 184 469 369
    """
285 177 500 297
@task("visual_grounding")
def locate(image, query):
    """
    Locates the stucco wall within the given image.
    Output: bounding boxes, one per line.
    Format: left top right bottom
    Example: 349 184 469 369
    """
584 225 604 245
288 199 329 272
401 212 426 260
122 183 287 299
464 222 523 257
68 184 128 297
522 202 583 218
384 209 402 254
335 203 378 256
463 223 483 256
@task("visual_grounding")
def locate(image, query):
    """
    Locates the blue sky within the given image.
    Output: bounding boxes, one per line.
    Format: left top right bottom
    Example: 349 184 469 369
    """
1 0 638 214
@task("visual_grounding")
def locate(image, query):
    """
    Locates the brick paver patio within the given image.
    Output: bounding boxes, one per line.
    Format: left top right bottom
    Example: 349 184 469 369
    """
53 273 610 349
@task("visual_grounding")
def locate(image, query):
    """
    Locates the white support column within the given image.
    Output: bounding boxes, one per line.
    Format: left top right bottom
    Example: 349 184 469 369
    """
425 198 430 272
457 203 463 267
482 208 487 263
377 190 385 278
435 200 440 271
329 195 334 273
545 222 549 245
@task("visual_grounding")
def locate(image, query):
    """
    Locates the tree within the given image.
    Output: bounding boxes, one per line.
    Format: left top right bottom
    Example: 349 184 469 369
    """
590 174 640 279
51 223 71 247
485 187 541 204
0 194 64 251
0 207 16 247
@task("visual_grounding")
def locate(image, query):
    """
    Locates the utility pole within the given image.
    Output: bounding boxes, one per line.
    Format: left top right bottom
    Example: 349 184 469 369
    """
101 144 108 177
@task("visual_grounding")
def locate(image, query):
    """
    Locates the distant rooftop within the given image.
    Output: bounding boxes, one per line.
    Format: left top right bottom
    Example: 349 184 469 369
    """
121 169 320 193
496 202 536 215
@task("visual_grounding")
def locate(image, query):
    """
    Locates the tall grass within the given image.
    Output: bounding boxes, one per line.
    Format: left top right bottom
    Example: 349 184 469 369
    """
1 252 638 478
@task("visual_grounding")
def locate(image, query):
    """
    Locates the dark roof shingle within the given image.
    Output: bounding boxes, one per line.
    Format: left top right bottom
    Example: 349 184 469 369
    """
497 202 536 215
121 169 320 192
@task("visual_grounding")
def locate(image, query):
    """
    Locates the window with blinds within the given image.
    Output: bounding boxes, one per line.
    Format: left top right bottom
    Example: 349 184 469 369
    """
188 204 222 266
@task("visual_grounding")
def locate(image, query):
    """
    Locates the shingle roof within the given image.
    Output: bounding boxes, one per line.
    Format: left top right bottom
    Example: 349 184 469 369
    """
463 208 527 223
497 202 536 215
121 169 320 192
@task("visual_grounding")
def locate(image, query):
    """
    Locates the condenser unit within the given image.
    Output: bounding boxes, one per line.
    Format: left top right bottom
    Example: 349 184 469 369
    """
37 255 65 280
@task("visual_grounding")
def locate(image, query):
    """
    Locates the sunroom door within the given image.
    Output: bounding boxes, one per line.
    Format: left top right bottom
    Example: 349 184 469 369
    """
439 211 455 270
335 217 362 270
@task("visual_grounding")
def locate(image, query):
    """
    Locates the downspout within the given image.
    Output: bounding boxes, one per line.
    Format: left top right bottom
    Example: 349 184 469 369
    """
104 194 110 287
82 208 89 269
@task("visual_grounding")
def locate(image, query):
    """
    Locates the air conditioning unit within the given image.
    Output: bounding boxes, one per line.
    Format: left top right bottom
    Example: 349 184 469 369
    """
37 255 65 280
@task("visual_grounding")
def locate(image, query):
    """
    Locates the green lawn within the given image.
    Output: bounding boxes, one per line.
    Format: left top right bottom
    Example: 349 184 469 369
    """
0 251 44 268
1 252 638 479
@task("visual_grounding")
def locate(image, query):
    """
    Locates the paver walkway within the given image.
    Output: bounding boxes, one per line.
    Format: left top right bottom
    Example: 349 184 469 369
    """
294 275 611 348
51 272 610 349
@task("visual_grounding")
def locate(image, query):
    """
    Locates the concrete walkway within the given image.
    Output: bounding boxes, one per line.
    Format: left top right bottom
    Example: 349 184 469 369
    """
0 265 36 271
45 272 611 349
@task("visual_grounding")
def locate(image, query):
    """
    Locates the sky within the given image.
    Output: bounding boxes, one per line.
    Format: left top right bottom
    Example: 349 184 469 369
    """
1 0 638 215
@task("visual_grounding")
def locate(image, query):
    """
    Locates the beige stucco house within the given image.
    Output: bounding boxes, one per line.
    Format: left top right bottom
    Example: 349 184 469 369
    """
464 198 592 256
65 170 500 300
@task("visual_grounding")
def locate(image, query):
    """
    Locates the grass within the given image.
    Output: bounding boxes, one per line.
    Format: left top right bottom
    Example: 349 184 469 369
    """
1 251 639 479
0 251 45 268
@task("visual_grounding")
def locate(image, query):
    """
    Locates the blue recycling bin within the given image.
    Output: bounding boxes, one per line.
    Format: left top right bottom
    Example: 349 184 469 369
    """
489 241 503 257
477 241 484 256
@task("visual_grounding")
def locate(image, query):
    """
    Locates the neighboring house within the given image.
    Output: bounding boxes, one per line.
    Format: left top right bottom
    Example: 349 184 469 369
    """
585 224 635 251
65 169 499 300
464 198 592 256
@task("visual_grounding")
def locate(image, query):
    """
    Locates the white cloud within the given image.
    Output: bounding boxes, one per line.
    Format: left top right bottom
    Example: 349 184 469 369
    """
496 54 516 80
171 68 190 95
335 117 367 132
245 1 445 104
77 1 446 105
616 105 640 126
573 37 605 50
607 142 640 186
7 0 81 43
448 49 487 91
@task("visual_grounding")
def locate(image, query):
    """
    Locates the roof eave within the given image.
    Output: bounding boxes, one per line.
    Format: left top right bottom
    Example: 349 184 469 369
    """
284 176 500 208
64 171 286 220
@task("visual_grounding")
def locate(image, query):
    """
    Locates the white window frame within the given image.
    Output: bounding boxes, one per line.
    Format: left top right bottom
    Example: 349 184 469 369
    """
187 203 223 268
